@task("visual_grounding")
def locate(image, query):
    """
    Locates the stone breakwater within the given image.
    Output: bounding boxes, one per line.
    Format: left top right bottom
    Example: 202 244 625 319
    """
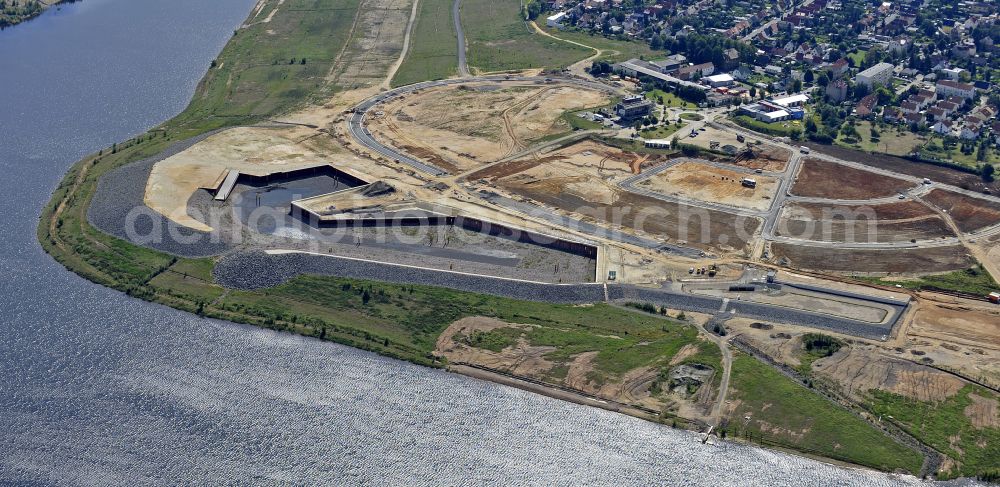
87 130 232 257
212 250 607 303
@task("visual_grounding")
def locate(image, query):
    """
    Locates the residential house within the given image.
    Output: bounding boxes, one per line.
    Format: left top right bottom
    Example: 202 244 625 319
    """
826 79 848 102
856 93 878 118
936 80 976 99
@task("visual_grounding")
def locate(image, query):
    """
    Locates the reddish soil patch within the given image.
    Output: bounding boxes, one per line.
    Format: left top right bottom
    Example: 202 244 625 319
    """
771 243 974 273
785 201 936 220
790 158 913 199
923 189 1000 233
502 182 760 253
777 217 955 243
401 145 462 174
801 142 1000 194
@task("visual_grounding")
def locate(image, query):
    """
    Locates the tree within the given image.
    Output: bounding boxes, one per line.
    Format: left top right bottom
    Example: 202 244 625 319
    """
804 70 815 83
983 163 996 182
805 117 818 133
749 86 757 98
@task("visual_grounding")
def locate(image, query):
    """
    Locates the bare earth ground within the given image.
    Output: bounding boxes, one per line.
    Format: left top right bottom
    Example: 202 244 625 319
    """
804 142 1000 194
639 161 779 212
730 319 966 403
367 82 610 172
790 158 915 200
688 126 790 172
480 139 663 204
923 188 1000 233
770 243 974 274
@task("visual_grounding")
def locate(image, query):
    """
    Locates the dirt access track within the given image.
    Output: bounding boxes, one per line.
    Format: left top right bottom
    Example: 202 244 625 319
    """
366 81 611 173
638 161 779 213
790 158 915 200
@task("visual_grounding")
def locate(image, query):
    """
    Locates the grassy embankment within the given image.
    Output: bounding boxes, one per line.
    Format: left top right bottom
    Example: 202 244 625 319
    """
872 384 1000 479
390 0 458 87
459 305 722 391
725 354 925 474
857 264 998 296
462 0 590 72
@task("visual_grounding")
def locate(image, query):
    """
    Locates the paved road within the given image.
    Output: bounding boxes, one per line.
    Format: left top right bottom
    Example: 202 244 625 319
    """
453 0 469 77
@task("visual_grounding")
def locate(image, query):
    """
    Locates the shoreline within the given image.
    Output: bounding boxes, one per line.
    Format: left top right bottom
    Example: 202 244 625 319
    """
0 0 76 30
33 0 978 480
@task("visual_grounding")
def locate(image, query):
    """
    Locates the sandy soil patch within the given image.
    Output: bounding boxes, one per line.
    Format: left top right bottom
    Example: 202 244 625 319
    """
814 346 965 403
687 126 789 171
638 161 779 212
908 302 1000 350
964 393 999 429
145 127 343 231
368 82 609 171
483 139 662 205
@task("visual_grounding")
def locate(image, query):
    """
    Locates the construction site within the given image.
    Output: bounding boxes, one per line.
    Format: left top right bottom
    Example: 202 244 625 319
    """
67 2 1000 476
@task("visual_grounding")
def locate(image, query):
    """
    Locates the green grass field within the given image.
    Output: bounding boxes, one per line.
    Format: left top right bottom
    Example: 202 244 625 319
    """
645 89 698 109
872 385 1000 479
391 0 458 86
726 354 924 474
835 121 924 156
175 0 362 127
462 0 590 72
537 25 656 63
732 114 802 138
640 123 685 140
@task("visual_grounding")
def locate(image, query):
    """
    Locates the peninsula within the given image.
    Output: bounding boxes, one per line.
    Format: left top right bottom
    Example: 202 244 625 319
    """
40 0 1000 481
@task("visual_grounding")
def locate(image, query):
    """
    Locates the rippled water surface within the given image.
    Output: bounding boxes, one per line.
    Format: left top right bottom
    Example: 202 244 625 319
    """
0 1 953 485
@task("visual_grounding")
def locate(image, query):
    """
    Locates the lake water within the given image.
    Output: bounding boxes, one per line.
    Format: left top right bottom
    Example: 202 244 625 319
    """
0 1 958 485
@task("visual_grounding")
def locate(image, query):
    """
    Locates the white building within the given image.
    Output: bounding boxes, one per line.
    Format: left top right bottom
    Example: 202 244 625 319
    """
644 139 672 149
855 62 894 88
770 93 809 107
546 11 568 29
703 73 735 87
936 80 976 100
